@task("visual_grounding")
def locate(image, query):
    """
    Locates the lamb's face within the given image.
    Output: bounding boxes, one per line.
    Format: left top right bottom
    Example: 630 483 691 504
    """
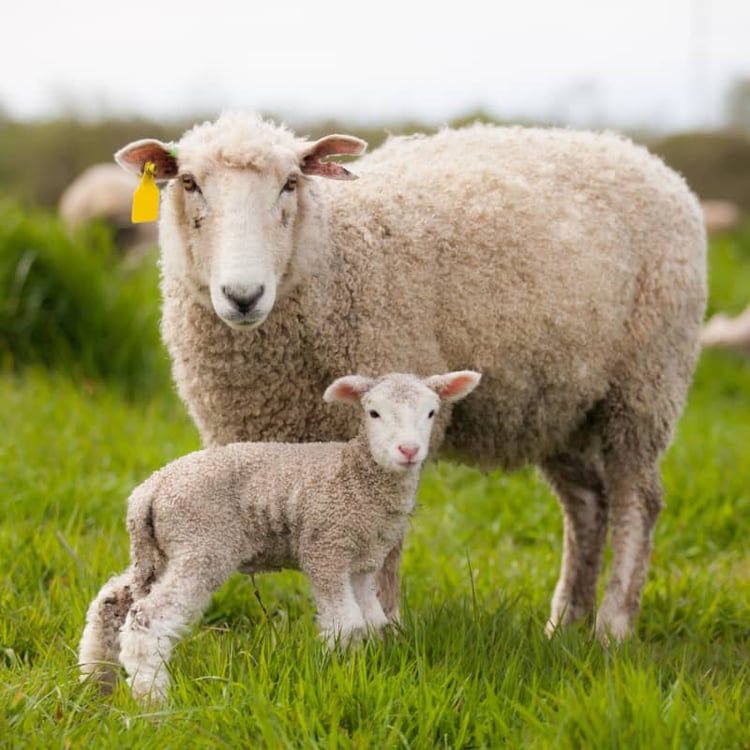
360 380 441 473
169 153 301 329
324 370 482 473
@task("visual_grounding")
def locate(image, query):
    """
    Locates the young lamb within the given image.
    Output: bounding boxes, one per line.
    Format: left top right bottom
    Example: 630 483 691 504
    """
114 112 707 642
78 370 481 703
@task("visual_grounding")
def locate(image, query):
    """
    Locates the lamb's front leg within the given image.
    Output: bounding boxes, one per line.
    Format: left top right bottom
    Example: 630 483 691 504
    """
351 571 389 636
306 562 367 648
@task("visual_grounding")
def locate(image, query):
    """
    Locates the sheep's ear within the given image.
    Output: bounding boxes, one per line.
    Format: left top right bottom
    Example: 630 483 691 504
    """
300 135 367 181
115 139 179 181
324 375 375 404
424 371 482 403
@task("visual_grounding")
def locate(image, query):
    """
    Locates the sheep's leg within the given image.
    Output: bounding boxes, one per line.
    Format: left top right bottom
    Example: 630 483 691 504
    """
307 564 367 648
542 454 609 636
78 569 135 692
119 559 230 704
375 541 402 623
596 467 663 644
351 571 388 635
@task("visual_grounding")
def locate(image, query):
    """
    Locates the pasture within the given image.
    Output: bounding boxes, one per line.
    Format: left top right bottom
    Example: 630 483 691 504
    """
1 203 749 748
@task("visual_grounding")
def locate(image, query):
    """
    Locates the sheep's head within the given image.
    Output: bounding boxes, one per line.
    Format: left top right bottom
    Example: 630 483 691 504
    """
115 113 366 329
324 371 482 473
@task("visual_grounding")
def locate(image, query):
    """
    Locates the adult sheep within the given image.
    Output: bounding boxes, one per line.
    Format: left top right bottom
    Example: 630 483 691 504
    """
115 113 707 642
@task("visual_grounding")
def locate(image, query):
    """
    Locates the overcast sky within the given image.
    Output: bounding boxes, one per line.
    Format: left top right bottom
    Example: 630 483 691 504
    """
2 0 749 130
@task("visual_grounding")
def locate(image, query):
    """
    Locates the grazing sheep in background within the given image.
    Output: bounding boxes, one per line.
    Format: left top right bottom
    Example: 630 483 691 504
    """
59 164 158 254
701 304 750 355
78 370 481 703
114 112 707 642
700 200 741 235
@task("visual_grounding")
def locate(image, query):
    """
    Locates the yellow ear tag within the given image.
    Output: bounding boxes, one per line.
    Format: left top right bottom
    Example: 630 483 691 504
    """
131 161 159 223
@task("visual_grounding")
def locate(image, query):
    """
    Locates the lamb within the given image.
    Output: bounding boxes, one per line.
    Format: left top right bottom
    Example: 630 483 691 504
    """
113 112 707 642
78 370 481 703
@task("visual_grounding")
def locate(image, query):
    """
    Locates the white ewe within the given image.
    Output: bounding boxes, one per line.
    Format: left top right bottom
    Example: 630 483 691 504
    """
114 113 707 642
78 370 481 703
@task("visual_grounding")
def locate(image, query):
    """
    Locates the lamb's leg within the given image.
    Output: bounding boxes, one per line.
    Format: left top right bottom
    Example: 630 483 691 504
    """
118 559 230 704
542 454 609 636
375 541 402 623
306 562 367 648
351 571 388 635
596 467 663 644
78 569 135 692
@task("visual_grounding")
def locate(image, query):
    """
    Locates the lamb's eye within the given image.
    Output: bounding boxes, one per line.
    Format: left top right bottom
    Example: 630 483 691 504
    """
428 410 436 419
282 175 298 193
181 174 199 192
369 410 380 419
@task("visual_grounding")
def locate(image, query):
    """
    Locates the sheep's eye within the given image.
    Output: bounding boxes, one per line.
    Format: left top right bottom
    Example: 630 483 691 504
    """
282 175 298 193
428 409 436 419
181 174 199 192
369 410 380 419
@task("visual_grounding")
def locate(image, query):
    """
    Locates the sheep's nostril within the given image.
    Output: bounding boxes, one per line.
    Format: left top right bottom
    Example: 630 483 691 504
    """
222 284 265 315
398 444 419 461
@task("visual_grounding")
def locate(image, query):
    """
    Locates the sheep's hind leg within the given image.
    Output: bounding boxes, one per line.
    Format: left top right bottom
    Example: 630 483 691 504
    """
78 569 135 692
596 466 662 644
542 453 609 636
119 559 232 704
375 541 402 623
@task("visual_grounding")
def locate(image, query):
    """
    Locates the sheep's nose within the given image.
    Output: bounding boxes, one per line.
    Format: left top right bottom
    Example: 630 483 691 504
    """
398 444 419 461
222 284 265 315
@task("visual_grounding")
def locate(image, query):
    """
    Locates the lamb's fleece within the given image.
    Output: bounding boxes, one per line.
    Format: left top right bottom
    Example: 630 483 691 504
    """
120 114 707 639
79 371 480 702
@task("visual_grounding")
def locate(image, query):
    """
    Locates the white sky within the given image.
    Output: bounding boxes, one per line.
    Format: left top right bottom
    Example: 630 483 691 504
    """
2 0 749 130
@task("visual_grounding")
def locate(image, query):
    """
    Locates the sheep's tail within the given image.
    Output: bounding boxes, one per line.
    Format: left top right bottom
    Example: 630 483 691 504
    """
78 568 135 692
126 482 167 594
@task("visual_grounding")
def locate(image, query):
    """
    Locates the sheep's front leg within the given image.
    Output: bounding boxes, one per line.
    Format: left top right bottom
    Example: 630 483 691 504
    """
596 469 663 644
375 541 402 623
351 571 388 635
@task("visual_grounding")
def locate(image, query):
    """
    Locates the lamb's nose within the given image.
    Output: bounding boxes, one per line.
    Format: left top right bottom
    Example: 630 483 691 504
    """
222 284 265 315
398 444 419 461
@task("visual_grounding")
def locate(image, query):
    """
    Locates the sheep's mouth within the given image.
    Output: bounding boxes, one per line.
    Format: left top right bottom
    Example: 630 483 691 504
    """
221 312 268 330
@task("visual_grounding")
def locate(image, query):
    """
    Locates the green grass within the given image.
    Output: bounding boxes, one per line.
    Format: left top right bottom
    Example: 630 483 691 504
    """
2 224 750 747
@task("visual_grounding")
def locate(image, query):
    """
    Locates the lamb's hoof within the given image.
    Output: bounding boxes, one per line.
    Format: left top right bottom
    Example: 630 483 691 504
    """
595 607 633 647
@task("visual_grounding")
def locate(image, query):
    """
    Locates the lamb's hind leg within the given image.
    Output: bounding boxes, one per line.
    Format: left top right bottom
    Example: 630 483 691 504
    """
542 453 609 636
78 569 135 692
119 558 232 704
596 465 663 643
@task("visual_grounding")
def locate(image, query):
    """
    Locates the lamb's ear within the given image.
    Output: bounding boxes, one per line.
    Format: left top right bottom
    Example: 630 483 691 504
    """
424 371 482 403
324 375 375 404
114 139 179 181
300 135 367 181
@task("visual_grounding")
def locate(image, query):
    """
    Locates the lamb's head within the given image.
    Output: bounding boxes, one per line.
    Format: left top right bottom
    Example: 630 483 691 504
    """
324 371 482 473
114 113 366 329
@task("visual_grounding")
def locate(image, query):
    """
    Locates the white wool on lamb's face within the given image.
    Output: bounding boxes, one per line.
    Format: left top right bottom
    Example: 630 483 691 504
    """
325 371 482 473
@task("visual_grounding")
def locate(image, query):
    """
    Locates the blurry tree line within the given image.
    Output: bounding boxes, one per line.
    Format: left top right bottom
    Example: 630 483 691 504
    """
1 78 750 212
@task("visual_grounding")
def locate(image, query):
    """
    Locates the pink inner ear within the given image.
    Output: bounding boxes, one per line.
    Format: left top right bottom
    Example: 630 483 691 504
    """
301 158 357 180
438 374 477 400
328 381 362 403
118 141 178 179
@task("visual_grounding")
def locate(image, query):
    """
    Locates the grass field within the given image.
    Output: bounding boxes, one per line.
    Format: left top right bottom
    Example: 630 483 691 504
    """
1 219 750 748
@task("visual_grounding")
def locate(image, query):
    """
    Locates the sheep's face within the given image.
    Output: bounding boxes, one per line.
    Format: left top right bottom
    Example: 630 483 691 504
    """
114 116 366 330
324 371 482 474
173 162 301 329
